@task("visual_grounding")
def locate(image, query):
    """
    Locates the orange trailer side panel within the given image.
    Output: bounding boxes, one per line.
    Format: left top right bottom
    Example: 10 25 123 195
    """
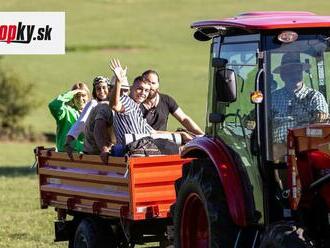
36 148 193 221
128 155 193 220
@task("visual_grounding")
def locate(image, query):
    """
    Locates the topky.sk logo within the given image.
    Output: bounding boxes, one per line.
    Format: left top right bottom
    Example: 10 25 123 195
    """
0 22 52 44
0 12 65 55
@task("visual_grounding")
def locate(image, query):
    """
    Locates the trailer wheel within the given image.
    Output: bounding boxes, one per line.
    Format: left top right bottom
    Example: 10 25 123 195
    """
73 218 115 248
174 158 238 248
259 222 314 248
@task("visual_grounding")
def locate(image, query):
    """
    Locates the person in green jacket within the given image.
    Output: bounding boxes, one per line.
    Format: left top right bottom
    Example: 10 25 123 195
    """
48 82 90 152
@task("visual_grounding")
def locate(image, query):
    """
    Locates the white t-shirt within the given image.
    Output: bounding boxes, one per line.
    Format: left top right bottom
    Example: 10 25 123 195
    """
67 99 98 139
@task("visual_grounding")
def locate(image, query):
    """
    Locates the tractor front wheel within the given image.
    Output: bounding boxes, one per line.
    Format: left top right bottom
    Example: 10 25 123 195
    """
259 222 314 248
174 158 238 248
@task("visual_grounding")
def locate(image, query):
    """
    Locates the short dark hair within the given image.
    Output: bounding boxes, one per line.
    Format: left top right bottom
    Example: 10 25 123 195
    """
142 69 159 82
133 75 148 87
129 76 149 99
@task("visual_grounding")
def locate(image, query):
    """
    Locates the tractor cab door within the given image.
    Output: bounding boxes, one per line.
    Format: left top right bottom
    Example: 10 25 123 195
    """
207 34 264 222
265 33 330 163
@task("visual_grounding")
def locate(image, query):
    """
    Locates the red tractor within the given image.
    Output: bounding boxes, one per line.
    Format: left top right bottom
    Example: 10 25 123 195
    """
36 11 330 248
174 11 330 248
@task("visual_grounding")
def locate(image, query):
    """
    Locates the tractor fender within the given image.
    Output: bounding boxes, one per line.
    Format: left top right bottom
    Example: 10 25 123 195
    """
181 136 247 227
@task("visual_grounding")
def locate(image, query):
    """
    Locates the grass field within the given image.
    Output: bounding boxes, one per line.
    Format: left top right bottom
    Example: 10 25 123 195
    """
2 0 330 247
0 142 159 248
0 142 65 248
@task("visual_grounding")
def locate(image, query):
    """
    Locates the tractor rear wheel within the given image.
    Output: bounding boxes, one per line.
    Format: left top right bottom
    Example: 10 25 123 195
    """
259 222 314 248
174 158 238 248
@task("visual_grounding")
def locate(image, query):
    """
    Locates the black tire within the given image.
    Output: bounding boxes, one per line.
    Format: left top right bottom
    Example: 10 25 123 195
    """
73 218 115 248
259 222 314 248
174 158 238 248
68 238 74 248
159 239 171 248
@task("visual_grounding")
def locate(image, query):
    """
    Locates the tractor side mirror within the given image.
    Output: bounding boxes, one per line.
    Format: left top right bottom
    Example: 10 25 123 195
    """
215 68 237 103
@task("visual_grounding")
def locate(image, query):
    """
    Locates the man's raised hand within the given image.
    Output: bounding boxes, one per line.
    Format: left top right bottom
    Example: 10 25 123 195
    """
109 58 127 83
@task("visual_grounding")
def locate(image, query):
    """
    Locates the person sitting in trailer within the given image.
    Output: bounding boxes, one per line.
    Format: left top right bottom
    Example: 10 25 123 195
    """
48 82 90 152
141 69 204 136
64 75 130 159
109 59 193 157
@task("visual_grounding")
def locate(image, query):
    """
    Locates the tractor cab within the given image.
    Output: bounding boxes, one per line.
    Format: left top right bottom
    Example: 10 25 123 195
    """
195 11 330 164
265 34 330 163
184 11 330 246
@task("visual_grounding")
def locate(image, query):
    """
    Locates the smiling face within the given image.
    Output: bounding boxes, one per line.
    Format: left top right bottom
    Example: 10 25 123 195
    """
95 82 109 101
131 80 151 104
73 90 89 110
71 82 90 111
144 73 159 99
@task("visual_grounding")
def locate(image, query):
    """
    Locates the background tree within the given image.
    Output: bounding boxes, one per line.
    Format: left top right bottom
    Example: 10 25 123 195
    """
0 66 38 140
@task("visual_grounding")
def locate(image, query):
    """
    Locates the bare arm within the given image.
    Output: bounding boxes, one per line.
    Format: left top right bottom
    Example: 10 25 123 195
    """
109 58 127 112
172 107 204 135
64 135 75 159
109 78 123 112
94 119 113 163
153 130 193 144
94 119 112 153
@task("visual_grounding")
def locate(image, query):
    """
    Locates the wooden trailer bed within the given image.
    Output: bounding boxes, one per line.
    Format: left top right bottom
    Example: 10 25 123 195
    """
35 147 193 221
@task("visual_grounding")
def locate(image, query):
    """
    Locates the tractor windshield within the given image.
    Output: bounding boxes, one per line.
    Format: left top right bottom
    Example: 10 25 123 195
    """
267 34 330 162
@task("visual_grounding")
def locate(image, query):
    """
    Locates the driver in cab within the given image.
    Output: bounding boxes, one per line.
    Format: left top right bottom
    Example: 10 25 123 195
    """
272 52 329 144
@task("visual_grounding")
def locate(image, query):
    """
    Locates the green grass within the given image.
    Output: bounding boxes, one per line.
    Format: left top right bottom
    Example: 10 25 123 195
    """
2 1 330 247
0 142 66 248
0 142 157 248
